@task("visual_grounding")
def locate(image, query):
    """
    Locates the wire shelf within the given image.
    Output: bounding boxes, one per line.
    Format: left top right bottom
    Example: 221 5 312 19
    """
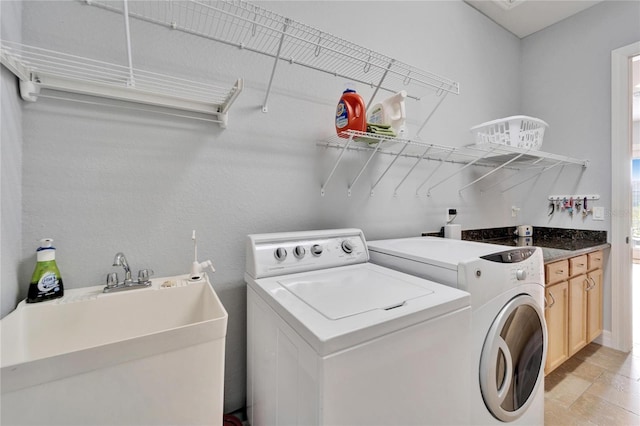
88 0 459 101
318 130 588 196
0 40 243 126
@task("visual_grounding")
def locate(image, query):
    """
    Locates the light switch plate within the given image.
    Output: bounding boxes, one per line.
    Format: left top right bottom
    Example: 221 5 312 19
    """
592 206 605 221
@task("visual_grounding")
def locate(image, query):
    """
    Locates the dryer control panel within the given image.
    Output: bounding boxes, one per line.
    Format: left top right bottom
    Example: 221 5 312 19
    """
246 229 368 279
480 248 536 264
480 247 542 284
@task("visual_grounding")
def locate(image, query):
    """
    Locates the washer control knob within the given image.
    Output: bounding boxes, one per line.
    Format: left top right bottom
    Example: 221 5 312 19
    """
293 245 306 259
516 269 527 281
341 240 354 254
311 244 323 256
274 247 287 261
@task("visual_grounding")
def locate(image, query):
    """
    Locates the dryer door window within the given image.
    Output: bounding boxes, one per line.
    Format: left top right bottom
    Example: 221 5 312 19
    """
479 294 546 422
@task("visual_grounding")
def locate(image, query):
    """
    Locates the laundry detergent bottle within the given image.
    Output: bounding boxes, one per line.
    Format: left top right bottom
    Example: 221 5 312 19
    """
367 90 408 138
27 238 64 303
335 88 367 137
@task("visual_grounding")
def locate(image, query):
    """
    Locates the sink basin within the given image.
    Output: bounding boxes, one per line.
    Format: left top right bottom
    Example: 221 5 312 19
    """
1 273 228 425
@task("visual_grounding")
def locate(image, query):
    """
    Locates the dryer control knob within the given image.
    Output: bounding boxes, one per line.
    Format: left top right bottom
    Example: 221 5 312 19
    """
311 244 323 256
341 240 354 254
293 245 306 259
274 247 287 261
516 269 527 280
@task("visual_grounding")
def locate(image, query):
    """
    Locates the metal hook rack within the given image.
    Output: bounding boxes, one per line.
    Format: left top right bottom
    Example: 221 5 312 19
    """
318 130 589 197
547 195 600 217
548 195 600 201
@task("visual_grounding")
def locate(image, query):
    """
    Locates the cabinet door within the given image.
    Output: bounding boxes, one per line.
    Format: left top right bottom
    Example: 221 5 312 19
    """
568 274 588 356
586 268 603 342
544 281 569 375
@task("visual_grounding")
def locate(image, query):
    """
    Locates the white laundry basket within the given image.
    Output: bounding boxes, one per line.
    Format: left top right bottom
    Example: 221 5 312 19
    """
471 115 548 150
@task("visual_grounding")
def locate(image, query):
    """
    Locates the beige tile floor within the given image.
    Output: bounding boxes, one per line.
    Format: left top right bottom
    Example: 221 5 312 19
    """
544 342 640 425
544 263 640 425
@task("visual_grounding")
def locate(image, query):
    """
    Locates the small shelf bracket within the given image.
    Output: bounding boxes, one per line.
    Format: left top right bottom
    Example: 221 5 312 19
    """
426 148 497 196
347 140 383 197
366 59 394 110
370 140 409 196
415 151 453 196
394 145 432 196
262 18 290 113
458 152 524 193
416 90 448 138
320 134 355 196
499 161 565 193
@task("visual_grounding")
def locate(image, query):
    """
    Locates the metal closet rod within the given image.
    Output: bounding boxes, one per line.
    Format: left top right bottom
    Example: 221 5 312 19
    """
36 93 225 124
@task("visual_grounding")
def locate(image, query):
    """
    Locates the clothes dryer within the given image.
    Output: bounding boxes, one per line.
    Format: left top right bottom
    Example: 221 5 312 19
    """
245 230 472 426
367 237 547 425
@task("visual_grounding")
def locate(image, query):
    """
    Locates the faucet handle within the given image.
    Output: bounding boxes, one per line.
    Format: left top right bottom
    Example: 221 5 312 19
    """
137 269 154 284
106 272 119 288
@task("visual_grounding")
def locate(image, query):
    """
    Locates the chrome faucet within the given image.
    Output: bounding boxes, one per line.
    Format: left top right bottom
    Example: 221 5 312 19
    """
104 252 153 293
113 252 132 284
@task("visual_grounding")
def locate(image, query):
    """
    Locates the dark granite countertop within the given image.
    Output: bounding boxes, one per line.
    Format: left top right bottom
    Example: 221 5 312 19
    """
422 227 610 264
476 237 610 263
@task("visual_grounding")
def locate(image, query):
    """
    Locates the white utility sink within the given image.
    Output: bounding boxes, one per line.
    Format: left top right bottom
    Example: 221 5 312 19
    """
1 273 228 426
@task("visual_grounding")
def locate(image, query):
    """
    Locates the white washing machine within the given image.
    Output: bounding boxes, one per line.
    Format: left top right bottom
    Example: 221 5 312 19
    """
367 237 547 425
245 229 472 426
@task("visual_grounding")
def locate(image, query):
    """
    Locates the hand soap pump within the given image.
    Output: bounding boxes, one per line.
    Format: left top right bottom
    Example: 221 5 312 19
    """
27 238 64 303
190 230 215 281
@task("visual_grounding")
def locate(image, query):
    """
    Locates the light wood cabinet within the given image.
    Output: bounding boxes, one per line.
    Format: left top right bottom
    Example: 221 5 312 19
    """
544 280 569 375
586 268 603 342
569 255 588 276
544 250 604 375
568 274 588 355
545 260 569 285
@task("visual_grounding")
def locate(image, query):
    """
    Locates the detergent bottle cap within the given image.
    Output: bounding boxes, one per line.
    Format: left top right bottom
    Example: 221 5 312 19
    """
36 238 56 261
37 238 54 251
343 81 357 92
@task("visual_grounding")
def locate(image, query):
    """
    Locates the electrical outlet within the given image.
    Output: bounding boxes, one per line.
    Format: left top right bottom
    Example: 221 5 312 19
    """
511 206 520 218
592 206 605 221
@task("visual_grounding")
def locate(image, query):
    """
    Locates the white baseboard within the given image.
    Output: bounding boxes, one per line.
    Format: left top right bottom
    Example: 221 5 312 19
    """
594 330 613 349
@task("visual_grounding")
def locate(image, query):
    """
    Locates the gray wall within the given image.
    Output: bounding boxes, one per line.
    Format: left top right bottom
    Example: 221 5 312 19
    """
2 0 636 414
520 0 640 333
1 1 22 318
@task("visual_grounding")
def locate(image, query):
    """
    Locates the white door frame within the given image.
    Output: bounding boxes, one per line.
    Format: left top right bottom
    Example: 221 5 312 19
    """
611 41 639 352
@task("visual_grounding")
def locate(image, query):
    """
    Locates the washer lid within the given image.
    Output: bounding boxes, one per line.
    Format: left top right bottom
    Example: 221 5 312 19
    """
278 267 433 320
247 263 470 356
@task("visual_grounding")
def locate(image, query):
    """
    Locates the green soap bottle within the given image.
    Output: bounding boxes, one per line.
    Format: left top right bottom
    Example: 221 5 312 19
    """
27 238 64 303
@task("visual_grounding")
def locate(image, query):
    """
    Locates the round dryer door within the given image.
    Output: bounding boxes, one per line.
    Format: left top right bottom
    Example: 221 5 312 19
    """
479 294 546 422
